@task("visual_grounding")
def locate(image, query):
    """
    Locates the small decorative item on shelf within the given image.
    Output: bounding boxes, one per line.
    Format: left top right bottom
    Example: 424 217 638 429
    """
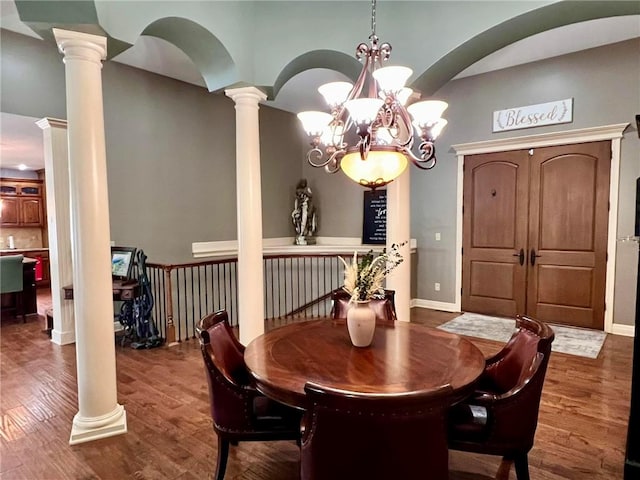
339 243 405 347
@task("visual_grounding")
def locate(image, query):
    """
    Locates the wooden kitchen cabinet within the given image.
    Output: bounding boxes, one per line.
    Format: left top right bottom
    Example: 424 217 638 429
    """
0 179 44 227
0 196 19 225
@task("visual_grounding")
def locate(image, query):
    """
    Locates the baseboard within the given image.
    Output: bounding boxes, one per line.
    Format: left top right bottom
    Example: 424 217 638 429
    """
411 298 460 313
612 323 635 337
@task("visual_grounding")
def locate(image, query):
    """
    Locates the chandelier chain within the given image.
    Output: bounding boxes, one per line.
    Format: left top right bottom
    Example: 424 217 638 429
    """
370 0 377 38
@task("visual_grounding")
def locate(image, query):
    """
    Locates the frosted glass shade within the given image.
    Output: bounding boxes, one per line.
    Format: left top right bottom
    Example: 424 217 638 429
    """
430 119 448 140
321 124 345 146
375 127 396 145
407 100 448 127
318 82 353 108
379 87 413 106
341 147 408 187
344 98 384 124
372 66 413 93
297 111 332 136
397 88 413 106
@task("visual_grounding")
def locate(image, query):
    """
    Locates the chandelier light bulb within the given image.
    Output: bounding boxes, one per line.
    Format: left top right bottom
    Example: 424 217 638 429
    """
318 82 353 108
372 66 413 94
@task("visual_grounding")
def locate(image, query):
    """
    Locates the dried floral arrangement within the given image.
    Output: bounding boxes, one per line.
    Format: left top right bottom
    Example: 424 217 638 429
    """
339 242 405 302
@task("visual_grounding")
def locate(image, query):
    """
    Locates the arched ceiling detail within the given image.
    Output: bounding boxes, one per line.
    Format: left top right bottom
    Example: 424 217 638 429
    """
12 1 639 99
141 17 237 93
412 0 640 96
272 50 362 100
14 0 131 58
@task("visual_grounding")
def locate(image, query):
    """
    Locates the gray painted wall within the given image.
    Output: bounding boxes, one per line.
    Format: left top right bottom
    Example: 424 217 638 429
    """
2 28 638 325
307 38 639 326
1 29 304 263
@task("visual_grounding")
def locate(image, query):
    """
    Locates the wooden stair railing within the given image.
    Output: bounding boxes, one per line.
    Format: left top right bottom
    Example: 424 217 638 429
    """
145 252 356 344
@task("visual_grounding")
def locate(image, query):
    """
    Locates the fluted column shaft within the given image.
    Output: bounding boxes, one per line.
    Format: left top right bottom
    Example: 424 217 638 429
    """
53 28 126 445
225 86 267 345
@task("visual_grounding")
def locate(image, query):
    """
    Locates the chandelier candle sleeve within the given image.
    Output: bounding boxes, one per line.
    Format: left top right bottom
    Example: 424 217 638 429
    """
297 0 448 189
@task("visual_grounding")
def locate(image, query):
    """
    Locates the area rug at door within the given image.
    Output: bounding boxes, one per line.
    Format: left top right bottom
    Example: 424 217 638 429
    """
438 312 607 359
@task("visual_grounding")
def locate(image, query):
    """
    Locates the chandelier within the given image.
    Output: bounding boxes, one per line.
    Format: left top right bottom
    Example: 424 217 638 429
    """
297 0 448 190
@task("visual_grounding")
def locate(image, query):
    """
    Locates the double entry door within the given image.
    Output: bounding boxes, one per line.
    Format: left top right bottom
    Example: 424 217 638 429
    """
461 141 611 330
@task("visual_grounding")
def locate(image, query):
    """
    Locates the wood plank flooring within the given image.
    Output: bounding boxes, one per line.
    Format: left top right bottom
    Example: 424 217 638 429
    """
0 301 633 479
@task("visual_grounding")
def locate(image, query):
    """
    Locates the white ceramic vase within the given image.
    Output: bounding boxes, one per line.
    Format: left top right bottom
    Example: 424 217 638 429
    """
347 300 376 347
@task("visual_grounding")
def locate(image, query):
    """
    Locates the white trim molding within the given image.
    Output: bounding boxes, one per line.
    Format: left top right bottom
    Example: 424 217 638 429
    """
412 298 460 313
193 237 418 258
452 123 629 335
612 324 635 337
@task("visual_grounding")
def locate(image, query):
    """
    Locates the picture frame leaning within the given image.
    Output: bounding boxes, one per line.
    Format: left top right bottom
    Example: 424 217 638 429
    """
111 246 137 280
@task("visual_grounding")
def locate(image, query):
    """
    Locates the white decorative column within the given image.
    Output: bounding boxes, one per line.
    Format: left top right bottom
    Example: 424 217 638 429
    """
225 86 267 345
386 167 411 322
36 118 75 345
53 28 126 445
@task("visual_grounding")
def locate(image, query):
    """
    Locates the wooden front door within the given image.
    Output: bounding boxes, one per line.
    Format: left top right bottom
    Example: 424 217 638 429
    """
462 141 611 329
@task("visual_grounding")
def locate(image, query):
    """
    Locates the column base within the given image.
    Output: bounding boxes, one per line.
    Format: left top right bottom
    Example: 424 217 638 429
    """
69 404 127 445
51 328 76 345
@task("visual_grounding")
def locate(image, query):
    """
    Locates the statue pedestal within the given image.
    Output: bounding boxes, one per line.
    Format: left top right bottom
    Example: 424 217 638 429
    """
294 236 316 246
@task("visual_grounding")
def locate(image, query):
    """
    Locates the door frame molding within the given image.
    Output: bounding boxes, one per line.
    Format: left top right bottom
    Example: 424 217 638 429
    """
452 123 629 334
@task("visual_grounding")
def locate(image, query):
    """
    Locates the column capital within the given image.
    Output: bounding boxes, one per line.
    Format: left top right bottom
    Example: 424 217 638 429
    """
36 117 68 130
53 28 107 63
225 86 268 105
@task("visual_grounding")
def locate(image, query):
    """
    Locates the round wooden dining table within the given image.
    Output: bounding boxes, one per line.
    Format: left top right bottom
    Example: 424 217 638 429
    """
244 318 486 409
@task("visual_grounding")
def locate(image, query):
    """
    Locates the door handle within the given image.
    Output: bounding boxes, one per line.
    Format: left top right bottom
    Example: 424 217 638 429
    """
512 248 525 266
530 249 541 266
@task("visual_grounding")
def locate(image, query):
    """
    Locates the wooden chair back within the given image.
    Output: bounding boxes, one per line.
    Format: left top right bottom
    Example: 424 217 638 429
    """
448 315 555 480
301 382 454 480
196 311 301 480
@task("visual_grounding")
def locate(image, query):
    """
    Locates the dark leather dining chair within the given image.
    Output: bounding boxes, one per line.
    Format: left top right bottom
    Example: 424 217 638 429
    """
448 315 555 480
330 287 397 322
196 311 302 480
0 254 25 321
301 381 454 480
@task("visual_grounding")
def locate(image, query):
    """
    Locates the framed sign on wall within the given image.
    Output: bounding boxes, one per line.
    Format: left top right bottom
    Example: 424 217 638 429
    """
493 98 573 132
362 190 386 244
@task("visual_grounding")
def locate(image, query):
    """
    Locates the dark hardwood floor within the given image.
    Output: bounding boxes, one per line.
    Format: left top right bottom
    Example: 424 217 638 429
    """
0 292 633 479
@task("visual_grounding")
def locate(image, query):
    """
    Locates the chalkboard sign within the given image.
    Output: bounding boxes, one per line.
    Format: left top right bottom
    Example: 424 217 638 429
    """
362 190 387 244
